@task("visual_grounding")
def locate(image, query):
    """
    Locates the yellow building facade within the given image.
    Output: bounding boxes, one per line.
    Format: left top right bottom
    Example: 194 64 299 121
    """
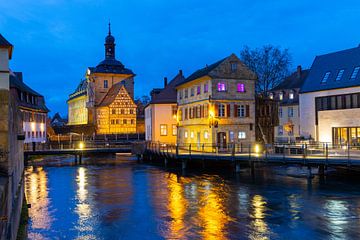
67 24 136 134
176 54 257 150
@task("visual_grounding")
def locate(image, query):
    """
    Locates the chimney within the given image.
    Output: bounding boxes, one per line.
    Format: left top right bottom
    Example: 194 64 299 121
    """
179 69 183 76
164 77 168 87
297 65 302 78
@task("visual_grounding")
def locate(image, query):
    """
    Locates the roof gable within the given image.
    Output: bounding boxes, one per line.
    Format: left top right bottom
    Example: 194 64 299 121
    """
178 53 256 87
272 68 310 91
301 46 360 93
98 82 136 107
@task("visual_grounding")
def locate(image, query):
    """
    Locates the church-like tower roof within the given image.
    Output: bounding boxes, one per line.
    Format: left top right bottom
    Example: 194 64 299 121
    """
90 23 134 75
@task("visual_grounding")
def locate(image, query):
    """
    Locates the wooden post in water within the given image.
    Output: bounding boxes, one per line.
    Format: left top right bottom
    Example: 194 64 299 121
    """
307 165 312 179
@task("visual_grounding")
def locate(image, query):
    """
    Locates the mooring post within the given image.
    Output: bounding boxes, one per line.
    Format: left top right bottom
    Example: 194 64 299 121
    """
307 165 312 179
176 144 179 157
75 154 78 164
182 159 187 171
235 161 240 173
318 165 325 176
79 152 82 165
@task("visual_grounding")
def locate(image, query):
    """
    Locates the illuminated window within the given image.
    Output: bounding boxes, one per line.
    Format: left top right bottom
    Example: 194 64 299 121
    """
237 83 245 92
229 131 234 141
204 131 209 139
111 109 116 114
184 131 188 138
190 131 194 138
131 119 135 125
204 83 209 93
350 66 360 80
321 72 331 83
289 91 294 99
130 109 134 114
218 104 225 117
238 132 246 139
197 86 201 95
336 69 344 81
120 109 125 114
269 93 274 99
217 82 226 92
279 92 283 100
104 80 108 88
116 119 120 124
123 119 127 124
160 124 167 136
111 119 115 124
172 125 177 136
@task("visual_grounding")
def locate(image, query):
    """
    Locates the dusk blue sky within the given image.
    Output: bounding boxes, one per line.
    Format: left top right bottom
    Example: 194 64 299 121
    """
1 0 360 116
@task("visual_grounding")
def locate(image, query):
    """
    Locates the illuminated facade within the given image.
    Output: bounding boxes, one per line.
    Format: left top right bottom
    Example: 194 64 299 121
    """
300 46 360 145
10 71 49 145
96 84 137 134
67 23 136 134
145 71 185 144
176 54 257 149
270 66 309 143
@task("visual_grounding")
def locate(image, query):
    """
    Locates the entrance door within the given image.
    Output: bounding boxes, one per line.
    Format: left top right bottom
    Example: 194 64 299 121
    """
217 132 227 150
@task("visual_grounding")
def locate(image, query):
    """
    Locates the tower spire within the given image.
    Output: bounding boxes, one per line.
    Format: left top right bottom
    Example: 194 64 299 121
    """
108 21 111 35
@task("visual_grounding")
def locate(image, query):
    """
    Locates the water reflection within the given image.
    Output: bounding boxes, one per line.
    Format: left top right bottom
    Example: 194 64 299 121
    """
166 174 187 239
198 180 232 240
75 167 93 233
25 166 52 238
25 158 360 239
249 194 269 240
324 199 350 240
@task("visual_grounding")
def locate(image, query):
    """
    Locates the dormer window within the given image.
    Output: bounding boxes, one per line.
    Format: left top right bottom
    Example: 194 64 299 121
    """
289 91 294 100
350 66 360 80
336 69 344 81
279 92 283 101
321 72 331 83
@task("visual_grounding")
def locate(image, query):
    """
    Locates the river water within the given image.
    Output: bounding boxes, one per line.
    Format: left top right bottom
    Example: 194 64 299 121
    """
25 155 360 239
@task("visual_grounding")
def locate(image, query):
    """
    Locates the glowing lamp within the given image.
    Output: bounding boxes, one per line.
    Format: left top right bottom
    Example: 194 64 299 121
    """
79 142 85 150
254 144 260 154
31 122 36 131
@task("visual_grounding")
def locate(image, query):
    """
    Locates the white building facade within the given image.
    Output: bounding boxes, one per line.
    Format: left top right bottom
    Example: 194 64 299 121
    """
300 46 360 146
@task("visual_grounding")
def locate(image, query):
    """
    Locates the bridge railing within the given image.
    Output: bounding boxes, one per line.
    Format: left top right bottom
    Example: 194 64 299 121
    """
145 141 360 161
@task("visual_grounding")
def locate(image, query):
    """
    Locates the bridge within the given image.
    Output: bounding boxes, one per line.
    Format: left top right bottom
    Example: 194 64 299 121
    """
144 142 360 176
24 143 134 165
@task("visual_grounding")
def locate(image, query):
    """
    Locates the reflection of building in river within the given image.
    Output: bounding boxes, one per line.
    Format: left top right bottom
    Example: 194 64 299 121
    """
92 166 133 224
249 194 269 240
25 166 52 231
198 180 232 240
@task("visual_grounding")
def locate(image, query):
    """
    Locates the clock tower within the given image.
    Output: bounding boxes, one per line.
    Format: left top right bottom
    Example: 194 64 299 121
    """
105 22 115 60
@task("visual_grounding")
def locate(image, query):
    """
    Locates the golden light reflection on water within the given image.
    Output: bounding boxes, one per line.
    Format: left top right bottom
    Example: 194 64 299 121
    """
75 167 93 232
166 174 187 239
249 194 269 240
25 166 52 230
198 181 232 240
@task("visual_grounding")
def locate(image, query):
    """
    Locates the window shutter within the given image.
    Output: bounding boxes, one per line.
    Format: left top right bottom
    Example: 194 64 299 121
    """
215 104 219 117
227 104 231 117
200 105 203 118
246 105 250 117
234 104 238 117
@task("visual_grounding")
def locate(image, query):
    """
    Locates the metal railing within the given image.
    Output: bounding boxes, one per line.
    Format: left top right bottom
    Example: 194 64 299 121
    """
145 141 360 161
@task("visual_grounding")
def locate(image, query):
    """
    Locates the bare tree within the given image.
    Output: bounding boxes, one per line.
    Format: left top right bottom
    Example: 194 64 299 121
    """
240 45 292 96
